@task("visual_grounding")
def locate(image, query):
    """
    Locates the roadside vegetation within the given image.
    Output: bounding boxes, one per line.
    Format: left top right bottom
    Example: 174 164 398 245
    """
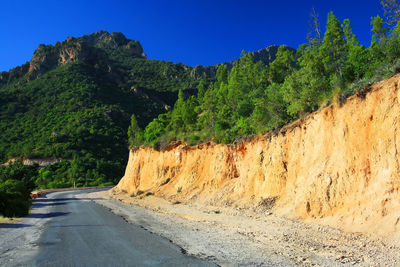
0 161 36 217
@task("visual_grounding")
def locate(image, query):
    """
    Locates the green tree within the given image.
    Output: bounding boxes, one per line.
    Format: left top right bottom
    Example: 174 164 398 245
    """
371 15 388 44
342 19 368 81
269 45 296 83
319 12 346 80
197 79 206 100
281 49 329 117
181 96 198 129
127 114 143 148
168 89 185 132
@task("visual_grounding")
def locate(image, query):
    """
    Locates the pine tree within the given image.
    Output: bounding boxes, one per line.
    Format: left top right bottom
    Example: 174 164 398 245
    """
319 12 346 79
371 16 388 44
127 114 143 148
269 45 296 83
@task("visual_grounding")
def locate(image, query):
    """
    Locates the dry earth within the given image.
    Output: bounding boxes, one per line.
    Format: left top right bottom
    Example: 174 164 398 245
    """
85 190 400 266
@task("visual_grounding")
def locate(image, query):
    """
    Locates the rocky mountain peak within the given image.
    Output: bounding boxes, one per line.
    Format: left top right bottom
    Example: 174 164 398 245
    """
0 31 146 83
27 31 146 80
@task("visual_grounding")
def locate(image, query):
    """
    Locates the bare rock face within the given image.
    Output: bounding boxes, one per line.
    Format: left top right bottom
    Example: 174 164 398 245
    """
2 157 67 167
115 74 400 236
27 39 90 80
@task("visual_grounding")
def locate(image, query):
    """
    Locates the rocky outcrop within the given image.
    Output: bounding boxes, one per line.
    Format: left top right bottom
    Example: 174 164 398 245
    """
2 157 69 167
0 31 146 83
115 74 400 236
26 31 146 80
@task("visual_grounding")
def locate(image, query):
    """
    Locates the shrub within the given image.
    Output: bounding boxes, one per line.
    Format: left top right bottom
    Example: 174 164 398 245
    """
0 180 31 218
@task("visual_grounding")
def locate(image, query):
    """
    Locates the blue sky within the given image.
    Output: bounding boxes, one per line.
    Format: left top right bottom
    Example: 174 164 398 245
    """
1 0 383 72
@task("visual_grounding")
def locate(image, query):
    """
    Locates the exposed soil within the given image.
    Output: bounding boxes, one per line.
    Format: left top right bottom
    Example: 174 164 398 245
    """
114 74 400 238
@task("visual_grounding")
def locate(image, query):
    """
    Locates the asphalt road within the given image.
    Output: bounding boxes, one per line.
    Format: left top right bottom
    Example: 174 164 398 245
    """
31 190 215 266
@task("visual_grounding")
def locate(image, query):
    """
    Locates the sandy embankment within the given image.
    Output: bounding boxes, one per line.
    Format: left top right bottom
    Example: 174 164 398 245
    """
114 74 400 238
86 190 400 266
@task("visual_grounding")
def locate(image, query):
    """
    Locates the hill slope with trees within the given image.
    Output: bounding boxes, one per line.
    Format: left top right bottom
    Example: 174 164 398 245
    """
0 31 206 189
131 6 400 149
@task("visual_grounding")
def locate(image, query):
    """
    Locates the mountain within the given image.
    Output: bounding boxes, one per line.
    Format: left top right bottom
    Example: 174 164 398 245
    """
0 31 283 188
189 45 294 79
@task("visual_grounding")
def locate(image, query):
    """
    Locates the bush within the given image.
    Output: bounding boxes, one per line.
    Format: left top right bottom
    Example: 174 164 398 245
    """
0 180 31 217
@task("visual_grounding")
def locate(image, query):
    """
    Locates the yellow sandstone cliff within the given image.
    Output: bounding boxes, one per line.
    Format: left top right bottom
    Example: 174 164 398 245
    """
114 74 400 236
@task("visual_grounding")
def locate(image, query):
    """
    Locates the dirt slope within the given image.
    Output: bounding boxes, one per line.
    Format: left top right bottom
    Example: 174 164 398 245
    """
114 74 400 236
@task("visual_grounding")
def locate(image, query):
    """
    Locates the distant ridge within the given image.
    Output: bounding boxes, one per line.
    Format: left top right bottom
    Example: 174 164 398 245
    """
190 45 295 79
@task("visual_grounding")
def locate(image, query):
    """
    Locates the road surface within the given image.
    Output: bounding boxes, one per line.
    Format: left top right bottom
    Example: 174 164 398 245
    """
1 190 215 266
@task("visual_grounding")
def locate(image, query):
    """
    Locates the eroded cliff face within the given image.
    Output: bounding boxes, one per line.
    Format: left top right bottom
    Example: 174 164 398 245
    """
114 74 400 235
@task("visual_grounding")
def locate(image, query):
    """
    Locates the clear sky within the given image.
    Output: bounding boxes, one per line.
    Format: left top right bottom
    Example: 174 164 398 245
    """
1 0 383 72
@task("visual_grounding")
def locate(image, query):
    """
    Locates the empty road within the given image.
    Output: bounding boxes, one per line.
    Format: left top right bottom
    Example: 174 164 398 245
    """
1 190 215 266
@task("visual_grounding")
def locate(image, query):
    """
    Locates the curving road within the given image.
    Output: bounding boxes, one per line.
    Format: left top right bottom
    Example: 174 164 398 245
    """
1 190 215 266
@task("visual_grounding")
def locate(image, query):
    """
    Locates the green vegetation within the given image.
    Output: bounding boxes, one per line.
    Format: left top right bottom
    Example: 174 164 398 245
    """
135 7 400 148
0 161 37 217
0 31 204 216
0 32 202 191
0 62 141 187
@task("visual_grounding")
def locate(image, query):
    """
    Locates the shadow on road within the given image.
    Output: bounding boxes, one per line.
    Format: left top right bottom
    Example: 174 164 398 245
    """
0 223 32 228
28 212 70 219
54 224 106 228
32 202 68 208
34 197 103 203
34 198 82 202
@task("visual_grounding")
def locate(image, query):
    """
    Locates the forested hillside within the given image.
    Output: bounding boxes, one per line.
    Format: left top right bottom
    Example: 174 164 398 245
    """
0 31 205 190
130 8 400 149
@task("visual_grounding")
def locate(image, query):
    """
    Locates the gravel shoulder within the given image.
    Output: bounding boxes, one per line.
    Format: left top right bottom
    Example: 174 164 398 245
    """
85 189 400 266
